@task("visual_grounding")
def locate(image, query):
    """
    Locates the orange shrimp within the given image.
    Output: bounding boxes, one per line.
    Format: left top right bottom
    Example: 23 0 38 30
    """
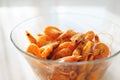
72 39 88 57
86 64 105 80
93 42 110 59
94 34 99 42
76 72 85 80
56 56 81 62
52 48 72 60
56 42 76 51
82 41 93 56
44 26 62 39
51 42 76 59
40 42 59 59
51 74 69 80
69 71 77 80
72 48 81 57
27 43 41 58
37 35 51 47
70 33 83 44
25 31 37 44
85 31 95 41
57 29 76 41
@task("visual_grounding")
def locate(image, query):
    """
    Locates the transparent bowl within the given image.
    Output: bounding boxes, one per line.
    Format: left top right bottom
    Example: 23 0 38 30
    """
10 14 120 80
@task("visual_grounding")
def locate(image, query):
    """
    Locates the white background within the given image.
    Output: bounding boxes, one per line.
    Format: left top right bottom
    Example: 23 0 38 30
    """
0 0 120 80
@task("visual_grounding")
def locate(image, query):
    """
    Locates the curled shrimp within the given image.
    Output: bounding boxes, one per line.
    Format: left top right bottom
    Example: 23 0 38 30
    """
72 39 88 57
93 42 110 59
44 26 62 39
82 41 93 56
56 56 81 62
27 43 41 58
51 42 76 59
76 72 85 80
57 29 76 41
51 74 69 80
86 64 105 80
52 48 73 60
85 31 95 41
40 42 59 59
26 31 37 44
72 48 81 57
55 42 76 51
37 35 51 47
69 71 77 80
94 34 99 42
70 33 84 44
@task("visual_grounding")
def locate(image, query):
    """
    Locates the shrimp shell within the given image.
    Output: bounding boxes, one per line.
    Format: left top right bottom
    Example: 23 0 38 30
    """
27 43 41 58
44 26 62 39
93 42 109 59
85 31 95 41
26 31 37 44
56 56 81 62
57 29 76 41
37 35 51 47
40 42 59 59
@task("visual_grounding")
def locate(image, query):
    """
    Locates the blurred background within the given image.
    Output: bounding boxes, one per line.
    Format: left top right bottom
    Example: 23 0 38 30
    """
0 0 120 80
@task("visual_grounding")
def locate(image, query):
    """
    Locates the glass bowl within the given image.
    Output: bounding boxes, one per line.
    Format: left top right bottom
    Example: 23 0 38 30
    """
10 14 120 80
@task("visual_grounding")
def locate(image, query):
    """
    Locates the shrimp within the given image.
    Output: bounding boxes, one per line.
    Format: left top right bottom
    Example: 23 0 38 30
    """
76 72 85 80
25 31 37 44
56 56 81 62
72 48 81 57
85 31 95 41
57 29 76 41
93 42 110 59
44 26 62 39
70 33 83 44
37 35 51 47
51 74 69 80
86 65 105 80
72 38 88 57
55 42 76 51
52 48 72 60
51 42 76 59
27 43 41 58
94 34 99 42
40 41 59 59
82 41 93 56
69 71 77 80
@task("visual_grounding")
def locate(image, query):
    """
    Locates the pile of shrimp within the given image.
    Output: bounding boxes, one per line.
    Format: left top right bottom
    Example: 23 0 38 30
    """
26 26 110 80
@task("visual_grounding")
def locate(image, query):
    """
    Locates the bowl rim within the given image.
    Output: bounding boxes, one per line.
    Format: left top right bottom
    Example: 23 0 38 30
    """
10 14 120 65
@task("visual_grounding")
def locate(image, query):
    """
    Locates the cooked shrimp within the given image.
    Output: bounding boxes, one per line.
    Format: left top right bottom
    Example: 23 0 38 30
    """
27 43 41 58
86 65 104 80
72 39 88 57
69 71 77 80
25 31 37 44
70 33 83 44
76 72 85 80
40 42 59 59
52 48 72 60
85 31 95 41
55 42 76 51
82 41 93 56
56 56 81 62
37 35 51 47
93 42 109 59
72 48 81 57
51 74 69 80
57 29 76 41
44 26 62 39
94 34 99 42
51 42 76 59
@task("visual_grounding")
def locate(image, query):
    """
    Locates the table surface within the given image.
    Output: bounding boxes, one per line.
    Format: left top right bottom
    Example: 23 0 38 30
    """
0 3 120 80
